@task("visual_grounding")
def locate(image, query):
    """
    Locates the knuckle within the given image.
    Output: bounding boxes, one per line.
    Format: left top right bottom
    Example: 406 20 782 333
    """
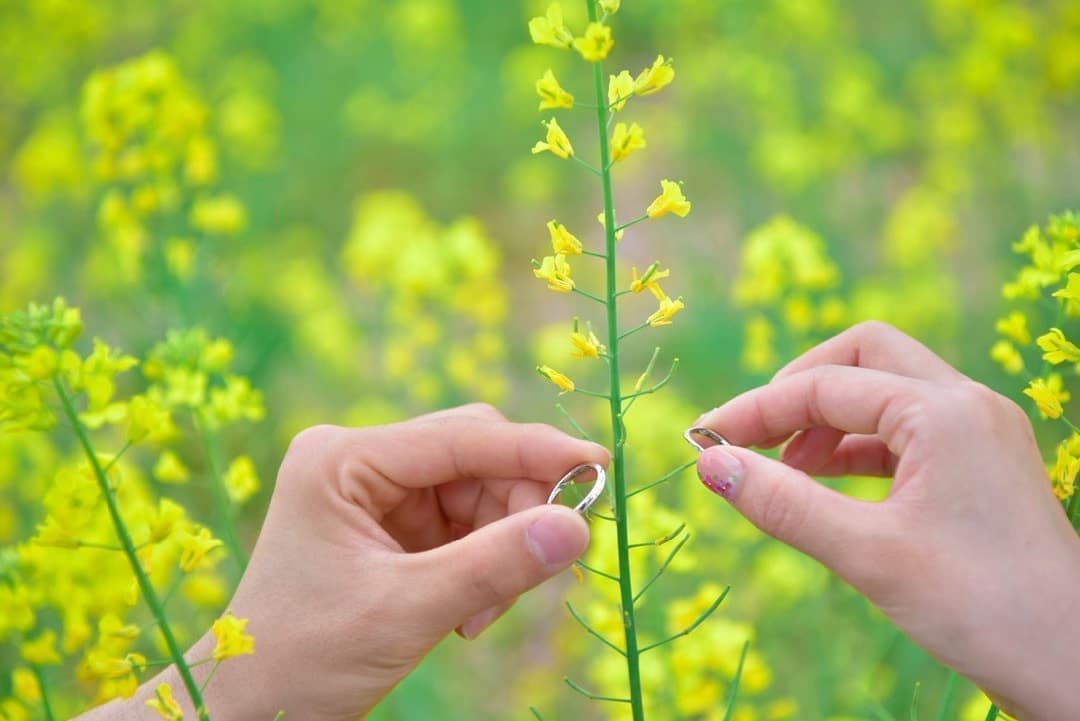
852 319 897 342
285 424 343 462
456 402 505 420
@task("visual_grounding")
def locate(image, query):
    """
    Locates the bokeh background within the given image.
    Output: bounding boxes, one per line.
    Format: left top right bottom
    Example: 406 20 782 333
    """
1 0 1078 719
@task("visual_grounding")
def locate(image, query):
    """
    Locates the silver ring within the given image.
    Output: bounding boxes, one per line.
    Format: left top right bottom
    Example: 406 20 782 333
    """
683 427 731 453
547 463 606 514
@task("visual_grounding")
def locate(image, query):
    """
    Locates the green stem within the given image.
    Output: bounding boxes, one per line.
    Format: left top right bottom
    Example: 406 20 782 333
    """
31 665 55 721
54 380 211 721
193 411 247 573
935 671 958 721
586 3 645 715
984 704 1000 721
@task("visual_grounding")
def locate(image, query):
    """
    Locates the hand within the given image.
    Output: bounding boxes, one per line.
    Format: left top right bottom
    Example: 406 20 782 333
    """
87 404 608 721
693 322 1080 721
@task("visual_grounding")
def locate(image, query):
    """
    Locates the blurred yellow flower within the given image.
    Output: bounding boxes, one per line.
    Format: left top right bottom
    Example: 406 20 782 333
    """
536 69 574 110
634 55 675 96
608 70 634 112
190 194 247 236
1037 328 1080 364
531 118 574 159
178 527 223 572
573 22 614 62
1024 374 1070 419
11 668 40 704
547 220 583 255
646 180 691 219
224 455 260 505
1054 273 1080 316
611 122 646 163
537 365 575 394
600 0 620 13
529 3 573 49
597 211 625 241
1050 439 1079 500
153 451 190 484
990 340 1024 375
146 683 183 721
211 613 254 661
20 631 61 666
994 311 1031 345
533 254 575 293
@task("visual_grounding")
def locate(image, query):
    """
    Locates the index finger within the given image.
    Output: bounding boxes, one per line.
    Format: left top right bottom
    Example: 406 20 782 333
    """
696 365 929 455
337 415 610 490
774 321 963 383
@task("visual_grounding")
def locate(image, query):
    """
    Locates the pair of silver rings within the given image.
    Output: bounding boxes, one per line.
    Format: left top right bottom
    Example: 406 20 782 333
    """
547 427 730 514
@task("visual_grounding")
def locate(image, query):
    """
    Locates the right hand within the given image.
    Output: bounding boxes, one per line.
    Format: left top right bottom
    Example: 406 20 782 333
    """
693 321 1080 721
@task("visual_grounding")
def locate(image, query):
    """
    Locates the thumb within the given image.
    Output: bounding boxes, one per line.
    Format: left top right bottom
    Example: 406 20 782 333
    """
697 444 881 576
408 504 589 635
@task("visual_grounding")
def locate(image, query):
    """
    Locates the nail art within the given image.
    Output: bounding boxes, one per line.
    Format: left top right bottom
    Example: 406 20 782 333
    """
698 467 738 500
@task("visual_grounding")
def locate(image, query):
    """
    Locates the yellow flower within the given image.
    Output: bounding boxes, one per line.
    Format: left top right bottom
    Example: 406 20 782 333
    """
153 450 190 484
536 69 574 110
190 194 247 236
1037 328 1080 364
12 668 40 704
634 55 675 96
537 365 575 394
608 70 634 112
126 394 175 444
547 220 583 255
646 180 691 219
570 330 605 359
146 684 184 721
147 499 187 544
994 311 1030 345
1053 273 1080 317
20 631 61 666
21 346 58 380
528 3 573 49
179 527 223 572
600 0 620 13
211 613 255 661
989 340 1024 375
1024 374 1070 419
1050 439 1080 501
573 22 614 62
224 455 260 505
611 122 646 163
533 254 575 293
85 651 147 679
648 293 686 327
531 118 574 160
597 212 625 241
630 263 671 295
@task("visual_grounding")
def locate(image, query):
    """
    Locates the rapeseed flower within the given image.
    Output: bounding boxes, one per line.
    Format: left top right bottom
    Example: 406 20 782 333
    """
611 122 646 163
646 180 692 219
573 23 614 63
548 220 583 255
529 4 573 49
532 118 575 159
1024 374 1070 419
537 70 574 110
211 613 254 661
534 255 575 293
1037 328 1080 364
537 365 575 394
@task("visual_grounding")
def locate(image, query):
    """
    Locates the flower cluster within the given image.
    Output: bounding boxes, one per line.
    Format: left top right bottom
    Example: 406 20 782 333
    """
0 299 258 719
991 211 1080 502
525 3 727 720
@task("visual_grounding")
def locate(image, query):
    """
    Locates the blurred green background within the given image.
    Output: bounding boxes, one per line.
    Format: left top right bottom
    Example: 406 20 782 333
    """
1 0 1078 719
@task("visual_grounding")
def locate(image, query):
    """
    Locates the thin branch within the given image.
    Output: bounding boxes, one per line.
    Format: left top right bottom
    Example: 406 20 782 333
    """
614 214 648 233
575 560 621 583
617 321 651 342
565 601 626 657
621 358 679 401
574 388 611 400
639 587 730 653
564 677 631 704
622 347 661 416
633 533 690 604
590 510 617 522
572 287 606 305
627 459 697 499
556 403 593 442
719 641 750 721
581 249 608 259
102 440 133 475
570 154 602 176
628 522 687 549
530 708 546 721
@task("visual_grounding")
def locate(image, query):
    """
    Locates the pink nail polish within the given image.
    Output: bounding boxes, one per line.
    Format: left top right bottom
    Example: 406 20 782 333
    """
697 446 743 501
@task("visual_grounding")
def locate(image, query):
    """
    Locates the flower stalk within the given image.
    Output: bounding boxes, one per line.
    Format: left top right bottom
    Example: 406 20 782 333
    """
54 379 211 721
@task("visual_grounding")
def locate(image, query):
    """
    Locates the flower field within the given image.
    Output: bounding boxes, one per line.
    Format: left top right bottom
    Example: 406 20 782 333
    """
1 0 1078 719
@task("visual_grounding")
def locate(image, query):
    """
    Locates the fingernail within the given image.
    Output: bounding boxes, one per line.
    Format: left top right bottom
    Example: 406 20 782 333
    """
460 607 499 640
526 514 583 567
698 446 743 501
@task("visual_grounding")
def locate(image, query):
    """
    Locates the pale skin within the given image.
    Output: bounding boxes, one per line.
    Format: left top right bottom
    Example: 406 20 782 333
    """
80 323 1079 720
